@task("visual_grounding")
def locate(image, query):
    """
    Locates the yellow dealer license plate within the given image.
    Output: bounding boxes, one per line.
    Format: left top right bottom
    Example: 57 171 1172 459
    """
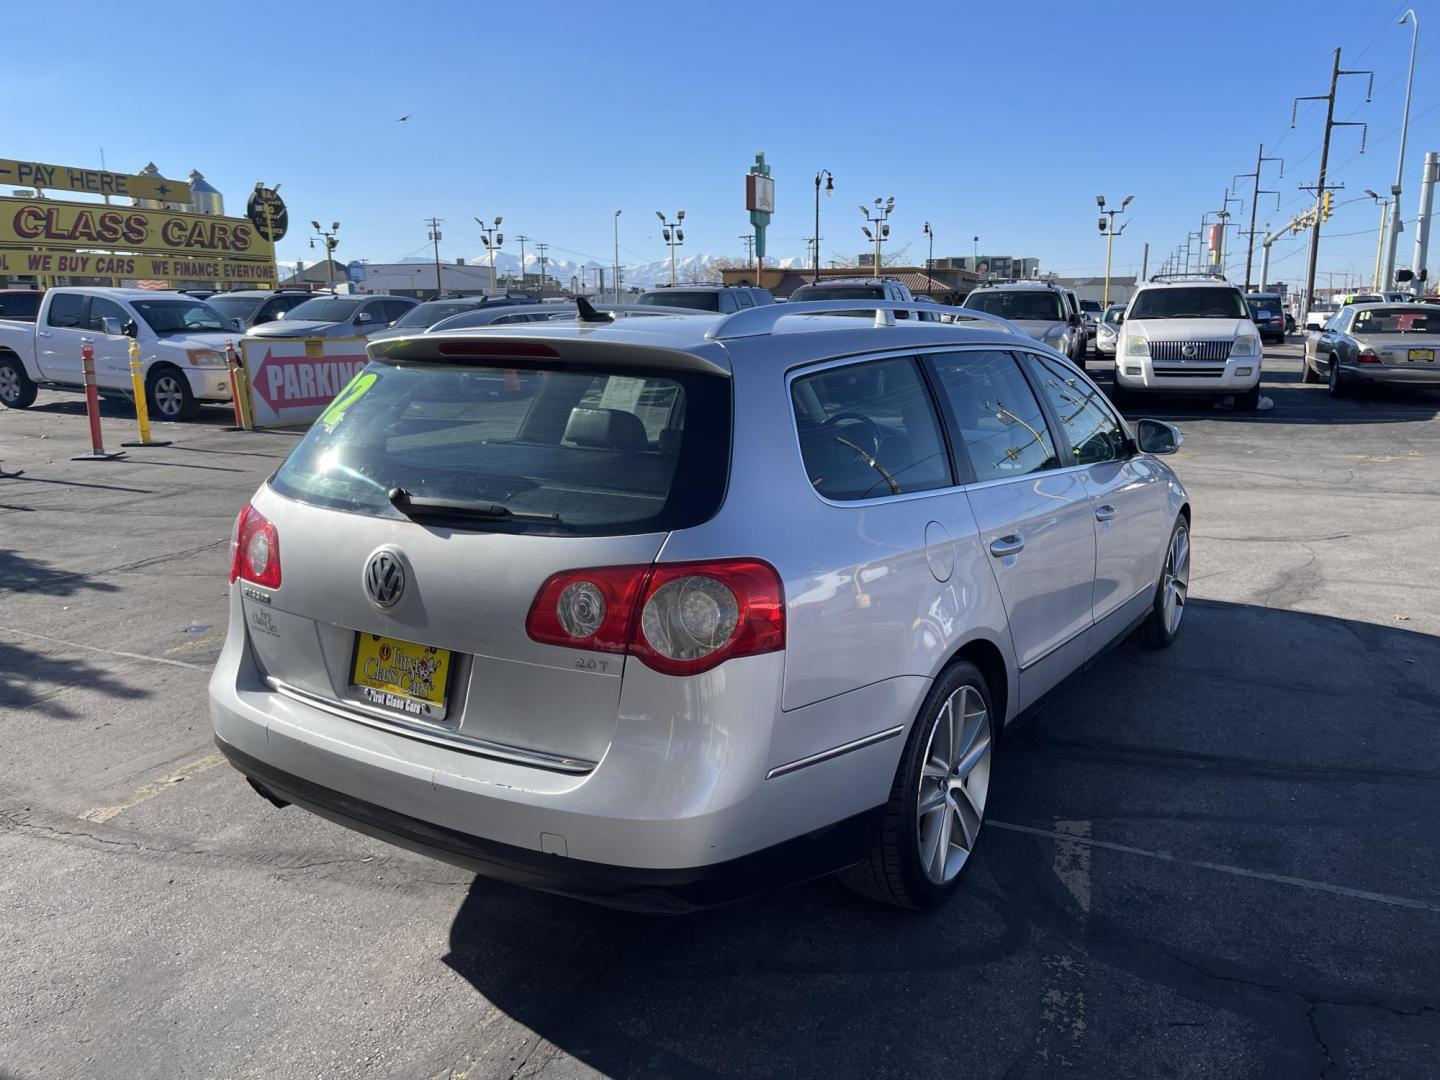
1407 348 1434 362
351 633 452 720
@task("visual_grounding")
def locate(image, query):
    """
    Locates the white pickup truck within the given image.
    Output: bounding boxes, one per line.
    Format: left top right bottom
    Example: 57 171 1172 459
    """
0 287 239 420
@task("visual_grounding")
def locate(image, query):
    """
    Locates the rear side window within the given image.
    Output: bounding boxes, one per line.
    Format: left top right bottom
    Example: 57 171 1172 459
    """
270 361 730 536
791 357 952 501
46 293 85 328
636 291 719 311
928 350 1059 483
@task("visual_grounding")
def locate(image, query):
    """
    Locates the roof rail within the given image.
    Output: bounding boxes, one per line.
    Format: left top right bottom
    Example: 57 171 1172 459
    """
706 300 1023 341
1148 272 1229 283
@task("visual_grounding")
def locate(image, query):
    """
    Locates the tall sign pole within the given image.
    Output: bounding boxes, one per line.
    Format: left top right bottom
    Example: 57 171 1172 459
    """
747 152 774 286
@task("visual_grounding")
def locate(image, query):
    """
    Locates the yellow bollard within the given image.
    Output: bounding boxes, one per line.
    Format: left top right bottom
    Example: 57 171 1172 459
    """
224 340 256 430
121 338 171 448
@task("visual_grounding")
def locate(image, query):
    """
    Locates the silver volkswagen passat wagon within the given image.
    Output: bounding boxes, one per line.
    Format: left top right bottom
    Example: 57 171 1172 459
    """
210 300 1190 912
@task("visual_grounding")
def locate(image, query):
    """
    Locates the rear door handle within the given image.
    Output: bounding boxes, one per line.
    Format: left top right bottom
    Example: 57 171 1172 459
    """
1095 504 1118 522
989 534 1025 558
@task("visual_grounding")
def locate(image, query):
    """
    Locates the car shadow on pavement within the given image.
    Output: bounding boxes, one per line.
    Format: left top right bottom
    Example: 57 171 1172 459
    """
0 547 120 597
439 600 1440 1079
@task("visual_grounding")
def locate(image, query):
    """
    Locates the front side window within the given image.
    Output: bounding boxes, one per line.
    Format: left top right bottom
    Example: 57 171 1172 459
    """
87 297 129 333
1026 354 1126 466
46 293 85 328
791 357 952 501
928 350 1059 483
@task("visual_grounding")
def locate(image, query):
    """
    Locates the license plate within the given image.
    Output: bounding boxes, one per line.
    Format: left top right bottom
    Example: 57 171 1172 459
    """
351 633 452 719
1407 349 1435 362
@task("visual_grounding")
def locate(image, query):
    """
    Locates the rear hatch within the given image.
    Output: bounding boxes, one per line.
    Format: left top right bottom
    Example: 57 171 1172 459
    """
239 342 731 770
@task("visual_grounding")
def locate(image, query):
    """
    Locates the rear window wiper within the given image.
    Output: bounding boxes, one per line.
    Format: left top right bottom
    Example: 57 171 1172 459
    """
387 487 560 524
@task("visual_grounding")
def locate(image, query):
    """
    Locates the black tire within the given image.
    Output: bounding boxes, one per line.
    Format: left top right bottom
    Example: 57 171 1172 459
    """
1140 516 1189 649
146 365 199 421
0 354 37 409
1233 385 1260 411
840 660 995 910
1327 359 1348 398
1301 353 1319 383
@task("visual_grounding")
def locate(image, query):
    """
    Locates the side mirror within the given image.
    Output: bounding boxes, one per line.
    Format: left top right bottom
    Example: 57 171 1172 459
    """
231 318 244 332
123 319 139 339
100 316 124 336
1135 418 1182 456
356 311 373 324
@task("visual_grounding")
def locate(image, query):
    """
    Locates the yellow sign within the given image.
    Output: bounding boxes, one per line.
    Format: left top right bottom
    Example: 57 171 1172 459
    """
0 160 190 202
0 196 274 262
0 248 277 284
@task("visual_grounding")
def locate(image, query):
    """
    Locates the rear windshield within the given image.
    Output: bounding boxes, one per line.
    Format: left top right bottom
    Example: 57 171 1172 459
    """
0 293 41 320
286 297 360 321
635 291 719 311
1350 307 1435 334
791 286 885 301
392 300 481 328
963 290 1065 322
206 296 264 321
270 360 730 536
1128 287 1248 320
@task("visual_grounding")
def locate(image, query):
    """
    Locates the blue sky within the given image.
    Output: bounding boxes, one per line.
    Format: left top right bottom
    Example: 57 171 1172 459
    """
8 0 1438 287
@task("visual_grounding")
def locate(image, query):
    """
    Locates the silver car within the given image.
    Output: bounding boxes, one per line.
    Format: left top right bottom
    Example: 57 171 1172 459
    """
246 294 419 340
1303 302 1440 397
1096 303 1125 356
210 300 1190 911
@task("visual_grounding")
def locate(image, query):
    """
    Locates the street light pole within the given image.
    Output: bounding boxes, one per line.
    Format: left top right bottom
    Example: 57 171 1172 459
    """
657 210 685 285
612 211 622 303
1096 195 1133 306
923 222 934 297
475 216 502 296
424 217 444 296
1385 10 1420 290
311 220 340 286
813 170 833 284
515 235 529 293
859 197 894 277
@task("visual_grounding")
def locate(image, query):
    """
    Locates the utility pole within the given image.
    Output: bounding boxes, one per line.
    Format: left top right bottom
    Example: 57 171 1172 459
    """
1294 47 1372 317
813 170 833 284
1385 10 1420 289
535 242 549 296
1412 152 1440 289
515 235 529 292
923 222 934 297
741 234 756 266
612 211 622 304
1233 144 1285 292
1141 241 1149 282
425 217 444 296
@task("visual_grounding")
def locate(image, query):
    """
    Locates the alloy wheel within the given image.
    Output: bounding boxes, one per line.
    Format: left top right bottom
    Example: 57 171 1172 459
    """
153 375 185 417
916 684 992 885
0 366 18 404
1163 524 1190 634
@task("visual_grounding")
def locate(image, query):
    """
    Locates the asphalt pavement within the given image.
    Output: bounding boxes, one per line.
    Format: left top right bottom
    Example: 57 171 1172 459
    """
1 342 1438 1079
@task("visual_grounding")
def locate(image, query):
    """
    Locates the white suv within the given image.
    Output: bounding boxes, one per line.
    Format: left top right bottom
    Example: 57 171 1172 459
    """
1114 277 1263 411
961 281 1088 366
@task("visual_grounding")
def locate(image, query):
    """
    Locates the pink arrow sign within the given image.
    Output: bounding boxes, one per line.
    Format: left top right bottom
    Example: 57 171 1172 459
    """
253 349 369 413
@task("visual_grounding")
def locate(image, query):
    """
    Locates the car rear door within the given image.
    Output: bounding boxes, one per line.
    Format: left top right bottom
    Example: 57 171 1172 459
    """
35 293 91 383
1024 350 1171 652
927 348 1097 708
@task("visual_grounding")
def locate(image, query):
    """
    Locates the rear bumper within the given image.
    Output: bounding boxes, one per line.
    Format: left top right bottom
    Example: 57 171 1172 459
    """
1339 362 1440 386
217 736 877 913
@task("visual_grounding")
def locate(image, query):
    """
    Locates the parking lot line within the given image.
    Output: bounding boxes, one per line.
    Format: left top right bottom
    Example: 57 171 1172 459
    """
0 623 211 672
78 752 226 824
990 820 1440 914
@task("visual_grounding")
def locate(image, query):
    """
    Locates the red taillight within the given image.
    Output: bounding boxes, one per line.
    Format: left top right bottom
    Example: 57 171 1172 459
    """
1358 348 1381 364
525 559 785 676
229 503 281 588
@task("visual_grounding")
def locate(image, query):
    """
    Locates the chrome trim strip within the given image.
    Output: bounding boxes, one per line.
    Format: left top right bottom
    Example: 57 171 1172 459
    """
1017 621 1092 673
264 677 597 774
766 725 905 780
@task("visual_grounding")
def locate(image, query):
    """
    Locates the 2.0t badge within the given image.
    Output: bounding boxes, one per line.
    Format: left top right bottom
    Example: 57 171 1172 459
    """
365 551 406 608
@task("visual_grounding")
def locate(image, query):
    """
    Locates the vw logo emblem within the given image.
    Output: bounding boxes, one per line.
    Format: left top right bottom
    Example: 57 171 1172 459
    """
1181 344 1198 358
365 551 406 608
